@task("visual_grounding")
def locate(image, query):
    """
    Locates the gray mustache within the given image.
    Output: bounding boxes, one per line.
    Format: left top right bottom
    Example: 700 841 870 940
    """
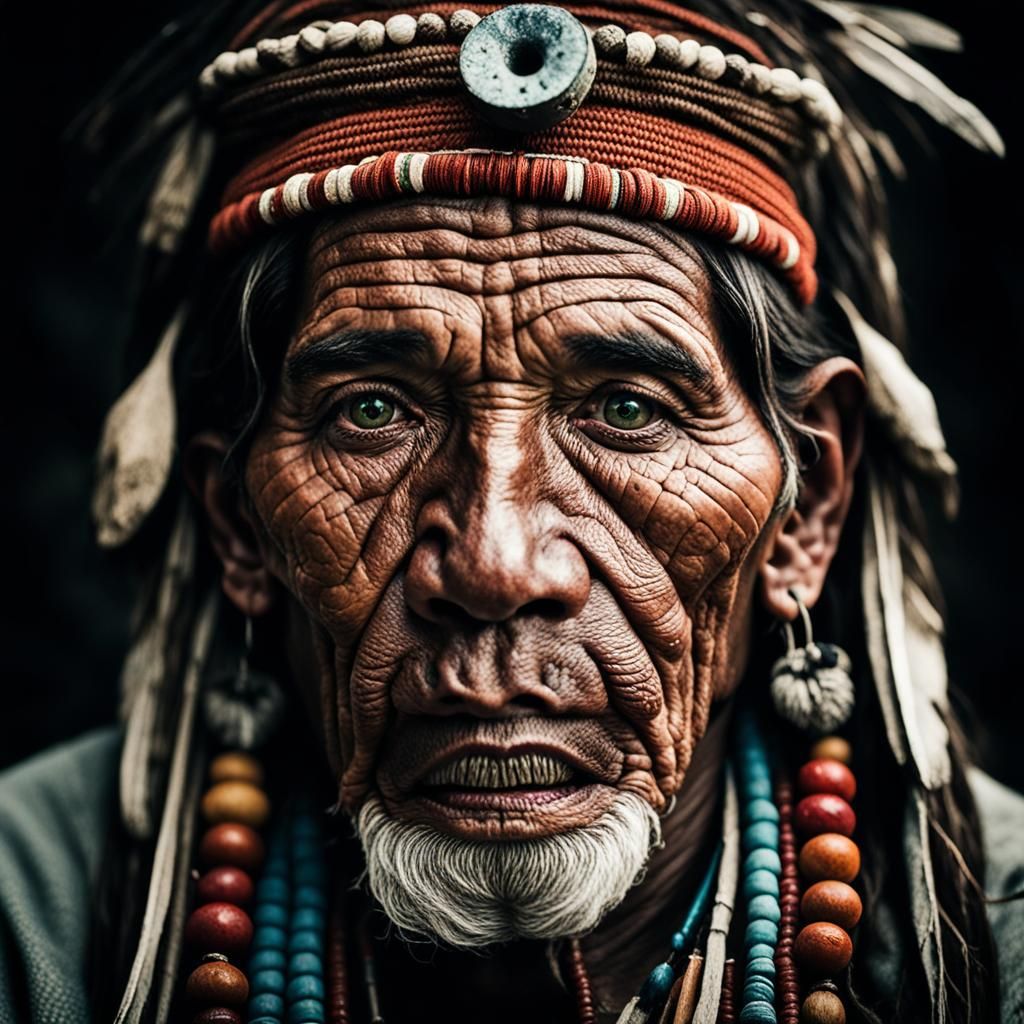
423 752 575 789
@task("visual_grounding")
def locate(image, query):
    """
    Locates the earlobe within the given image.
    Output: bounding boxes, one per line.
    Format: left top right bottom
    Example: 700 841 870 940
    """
758 357 866 620
184 432 276 617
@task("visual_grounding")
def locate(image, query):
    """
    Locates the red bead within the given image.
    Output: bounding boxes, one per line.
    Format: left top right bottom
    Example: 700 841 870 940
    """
794 922 853 975
199 823 265 873
192 1010 243 1024
795 794 856 838
798 759 857 802
801 880 862 930
196 867 254 908
799 833 860 883
184 902 253 956
185 961 249 1005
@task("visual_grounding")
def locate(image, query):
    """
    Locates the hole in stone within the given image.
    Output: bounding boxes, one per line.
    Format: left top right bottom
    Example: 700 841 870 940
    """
507 38 545 76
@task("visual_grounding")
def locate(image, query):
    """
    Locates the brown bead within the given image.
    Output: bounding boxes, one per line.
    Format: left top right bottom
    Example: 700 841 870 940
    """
199 823 265 873
196 866 254 908
201 781 270 828
809 736 851 765
185 902 253 956
799 833 860 883
209 751 264 787
192 1010 243 1024
794 922 853 975
795 794 856 838
185 962 249 1006
801 880 862 930
800 989 846 1023
797 759 856 802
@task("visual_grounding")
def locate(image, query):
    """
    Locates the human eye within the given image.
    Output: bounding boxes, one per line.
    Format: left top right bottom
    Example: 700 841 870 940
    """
570 384 677 450
322 381 419 448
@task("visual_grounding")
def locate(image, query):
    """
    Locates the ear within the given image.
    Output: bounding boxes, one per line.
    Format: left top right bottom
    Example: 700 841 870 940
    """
184 432 276 617
758 356 866 620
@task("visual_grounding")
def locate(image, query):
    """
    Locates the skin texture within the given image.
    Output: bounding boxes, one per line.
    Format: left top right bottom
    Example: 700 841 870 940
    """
191 196 864 1016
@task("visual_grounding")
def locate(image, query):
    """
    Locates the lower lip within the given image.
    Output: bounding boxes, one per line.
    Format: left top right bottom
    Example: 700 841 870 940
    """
422 783 592 810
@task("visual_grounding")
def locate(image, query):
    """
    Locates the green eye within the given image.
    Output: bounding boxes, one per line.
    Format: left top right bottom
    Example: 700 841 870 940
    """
349 394 396 429
602 392 654 430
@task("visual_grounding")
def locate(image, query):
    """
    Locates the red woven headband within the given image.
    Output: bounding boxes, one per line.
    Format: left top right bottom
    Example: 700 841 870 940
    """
202 2 841 305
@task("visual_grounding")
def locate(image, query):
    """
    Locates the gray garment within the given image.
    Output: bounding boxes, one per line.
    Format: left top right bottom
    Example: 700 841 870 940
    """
0 726 1021 1023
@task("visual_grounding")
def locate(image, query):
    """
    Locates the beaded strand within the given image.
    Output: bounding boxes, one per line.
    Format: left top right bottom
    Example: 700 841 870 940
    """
773 776 800 1024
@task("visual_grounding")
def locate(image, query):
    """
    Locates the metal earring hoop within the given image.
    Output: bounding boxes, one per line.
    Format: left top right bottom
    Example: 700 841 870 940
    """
203 614 286 750
769 588 854 734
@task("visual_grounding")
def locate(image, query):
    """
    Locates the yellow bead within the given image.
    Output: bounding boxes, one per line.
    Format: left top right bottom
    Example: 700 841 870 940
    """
201 781 270 827
809 736 851 765
800 989 846 1023
209 751 264 787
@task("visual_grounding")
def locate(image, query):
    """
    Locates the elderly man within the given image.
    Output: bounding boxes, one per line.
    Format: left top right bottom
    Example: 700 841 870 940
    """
1 3 1021 1024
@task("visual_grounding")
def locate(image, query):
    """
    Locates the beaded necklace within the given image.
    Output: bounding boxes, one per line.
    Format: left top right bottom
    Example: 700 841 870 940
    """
176 709 860 1024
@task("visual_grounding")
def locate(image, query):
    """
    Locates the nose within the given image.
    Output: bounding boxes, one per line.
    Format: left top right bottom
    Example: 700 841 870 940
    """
404 438 590 627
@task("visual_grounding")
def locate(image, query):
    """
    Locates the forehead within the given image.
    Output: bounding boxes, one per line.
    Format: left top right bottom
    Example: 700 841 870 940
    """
289 197 728 382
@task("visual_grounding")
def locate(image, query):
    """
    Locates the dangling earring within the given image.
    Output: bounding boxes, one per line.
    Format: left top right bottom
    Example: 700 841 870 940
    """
770 588 854 733
204 614 285 749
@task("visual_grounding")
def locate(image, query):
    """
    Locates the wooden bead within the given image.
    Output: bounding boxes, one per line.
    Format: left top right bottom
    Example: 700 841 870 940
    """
201 781 270 827
197 867 254 908
199 823 265 873
798 833 860 883
800 989 846 1023
192 1009 243 1024
794 922 853 975
801 881 862 930
809 737 851 765
209 752 264 787
797 759 856 802
185 961 249 1006
185 902 254 956
795 794 856 838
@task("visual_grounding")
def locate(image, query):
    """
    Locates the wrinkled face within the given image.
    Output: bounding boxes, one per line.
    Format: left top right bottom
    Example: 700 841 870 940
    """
244 197 784 843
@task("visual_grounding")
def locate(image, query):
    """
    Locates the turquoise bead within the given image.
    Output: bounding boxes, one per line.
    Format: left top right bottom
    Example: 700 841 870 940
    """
253 925 288 951
745 919 778 947
293 861 325 886
289 952 323 977
250 1019 280 1024
286 975 325 1002
292 908 325 933
744 776 773 800
256 877 290 905
671 931 686 951
261 858 290 882
743 869 780 900
251 968 286 996
638 962 674 1009
742 821 779 853
294 886 326 910
747 956 776 978
288 998 326 1023
748 894 781 923
744 849 782 877
738 998 776 1022
748 943 775 962
743 798 780 824
249 993 286 1017
249 949 288 973
254 903 289 928
293 816 321 838
288 929 323 956
743 976 775 1003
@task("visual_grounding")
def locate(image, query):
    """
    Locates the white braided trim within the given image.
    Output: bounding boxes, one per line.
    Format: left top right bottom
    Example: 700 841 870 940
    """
198 10 842 134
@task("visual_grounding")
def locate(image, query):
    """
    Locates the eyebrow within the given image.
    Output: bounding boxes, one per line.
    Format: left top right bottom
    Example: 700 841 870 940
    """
285 328 431 385
565 331 711 390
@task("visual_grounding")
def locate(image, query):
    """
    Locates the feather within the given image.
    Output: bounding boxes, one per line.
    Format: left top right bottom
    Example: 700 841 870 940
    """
692 766 739 1024
834 290 959 517
114 590 218 1024
843 5 962 52
92 304 187 548
119 499 196 839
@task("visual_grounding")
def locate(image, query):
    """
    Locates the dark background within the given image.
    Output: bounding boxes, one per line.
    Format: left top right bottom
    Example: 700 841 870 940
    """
2 3 1021 790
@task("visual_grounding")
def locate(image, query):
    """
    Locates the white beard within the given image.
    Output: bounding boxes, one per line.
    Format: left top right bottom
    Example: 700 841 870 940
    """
355 791 662 947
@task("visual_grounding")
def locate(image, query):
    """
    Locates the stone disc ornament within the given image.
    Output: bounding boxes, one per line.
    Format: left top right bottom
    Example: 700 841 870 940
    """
459 4 597 132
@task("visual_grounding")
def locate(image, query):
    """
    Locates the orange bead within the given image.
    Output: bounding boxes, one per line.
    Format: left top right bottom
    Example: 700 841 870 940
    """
801 881 862 930
199 824 265 873
201 781 270 828
794 922 853 975
799 833 860 883
795 794 856 838
185 961 249 1006
209 752 264 787
196 866 254 908
185 902 253 956
800 990 846 1024
809 737 851 765
797 759 856 802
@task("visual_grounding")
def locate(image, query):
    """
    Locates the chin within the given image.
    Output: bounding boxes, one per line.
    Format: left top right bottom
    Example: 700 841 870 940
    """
355 789 662 948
